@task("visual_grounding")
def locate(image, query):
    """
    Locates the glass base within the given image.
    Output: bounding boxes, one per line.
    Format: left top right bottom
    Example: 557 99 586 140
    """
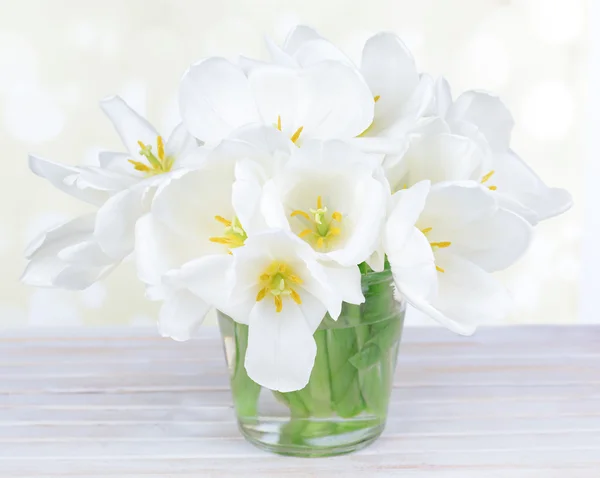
238 416 385 457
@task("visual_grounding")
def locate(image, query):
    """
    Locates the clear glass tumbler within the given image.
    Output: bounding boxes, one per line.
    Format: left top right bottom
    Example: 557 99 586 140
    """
218 269 405 457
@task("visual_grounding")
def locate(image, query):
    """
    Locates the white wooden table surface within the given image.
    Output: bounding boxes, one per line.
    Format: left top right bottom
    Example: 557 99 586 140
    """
0 326 599 477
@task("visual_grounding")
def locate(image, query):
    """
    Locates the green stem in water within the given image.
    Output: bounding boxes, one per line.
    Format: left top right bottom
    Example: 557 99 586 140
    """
230 323 261 418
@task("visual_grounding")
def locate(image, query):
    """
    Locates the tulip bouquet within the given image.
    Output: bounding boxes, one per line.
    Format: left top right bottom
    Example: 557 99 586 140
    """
23 26 571 456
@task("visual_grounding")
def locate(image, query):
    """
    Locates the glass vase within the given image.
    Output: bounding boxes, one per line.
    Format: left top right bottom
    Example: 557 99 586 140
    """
217 269 405 457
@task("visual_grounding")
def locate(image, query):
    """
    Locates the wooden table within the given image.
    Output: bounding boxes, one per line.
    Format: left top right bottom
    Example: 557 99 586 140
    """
1 326 599 477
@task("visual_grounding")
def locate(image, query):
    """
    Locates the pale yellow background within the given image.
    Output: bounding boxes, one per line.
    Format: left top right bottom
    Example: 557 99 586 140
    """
0 0 584 327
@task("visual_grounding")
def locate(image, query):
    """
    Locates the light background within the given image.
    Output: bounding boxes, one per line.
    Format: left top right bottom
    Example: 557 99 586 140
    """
0 0 585 328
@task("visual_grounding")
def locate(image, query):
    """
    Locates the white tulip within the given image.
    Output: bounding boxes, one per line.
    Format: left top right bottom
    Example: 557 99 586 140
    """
260 140 388 271
427 78 572 222
21 215 117 290
259 26 433 150
24 96 202 289
385 180 533 335
135 125 294 340
383 117 491 194
209 229 363 392
179 56 373 146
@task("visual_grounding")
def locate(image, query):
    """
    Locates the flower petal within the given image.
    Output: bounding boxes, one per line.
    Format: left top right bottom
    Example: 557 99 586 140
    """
100 95 159 159
360 32 419 131
168 255 237 319
297 290 328 332
420 181 496 229
446 91 514 153
25 214 96 259
151 167 234 256
179 57 260 143
492 150 573 222
411 252 511 335
232 159 269 235
52 263 117 290
388 226 437 302
28 155 110 206
247 65 301 136
264 36 298 68
134 213 196 286
165 122 199 161
452 207 532 272
94 185 150 260
245 299 317 392
282 25 322 55
158 288 211 342
430 76 453 117
299 61 374 139
319 263 364 306
384 180 431 256
22 215 117 290
401 133 484 188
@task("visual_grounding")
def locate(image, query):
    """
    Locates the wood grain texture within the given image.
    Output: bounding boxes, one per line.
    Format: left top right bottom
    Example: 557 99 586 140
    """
1 325 599 477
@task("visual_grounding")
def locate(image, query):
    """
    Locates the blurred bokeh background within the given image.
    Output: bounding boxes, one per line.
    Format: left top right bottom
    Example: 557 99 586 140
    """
0 0 586 327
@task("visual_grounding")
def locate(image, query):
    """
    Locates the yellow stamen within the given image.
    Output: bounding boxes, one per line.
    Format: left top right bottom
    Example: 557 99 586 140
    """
137 140 146 150
209 237 233 245
290 289 302 305
436 265 445 273
374 95 381 103
278 264 286 273
157 136 165 161
332 211 342 222
299 229 313 238
488 185 497 191
277 115 282 131
291 210 311 221
128 159 151 172
214 215 232 227
259 273 270 281
421 227 432 234
481 170 495 183
316 237 325 249
430 241 452 249
290 126 304 144
317 195 323 209
256 288 267 302
287 274 303 285
274 295 283 313
328 227 341 236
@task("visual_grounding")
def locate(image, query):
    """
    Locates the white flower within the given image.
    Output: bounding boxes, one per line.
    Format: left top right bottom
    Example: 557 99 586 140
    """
260 140 388 271
135 125 294 340
21 214 117 289
427 78 572 222
385 180 532 335
24 96 201 289
210 229 364 392
179 56 374 146
261 26 433 145
383 117 491 194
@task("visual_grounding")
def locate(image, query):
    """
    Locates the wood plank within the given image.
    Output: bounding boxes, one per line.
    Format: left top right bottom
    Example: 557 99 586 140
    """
1 415 599 440
1 326 599 476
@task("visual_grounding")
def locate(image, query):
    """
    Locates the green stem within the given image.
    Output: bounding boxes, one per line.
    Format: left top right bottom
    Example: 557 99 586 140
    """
230 323 261 418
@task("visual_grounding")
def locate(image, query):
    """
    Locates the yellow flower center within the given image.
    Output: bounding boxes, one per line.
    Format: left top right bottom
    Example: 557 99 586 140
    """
209 216 247 253
256 262 303 313
290 195 343 251
275 115 304 144
128 136 175 176
421 226 451 273
481 169 497 191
